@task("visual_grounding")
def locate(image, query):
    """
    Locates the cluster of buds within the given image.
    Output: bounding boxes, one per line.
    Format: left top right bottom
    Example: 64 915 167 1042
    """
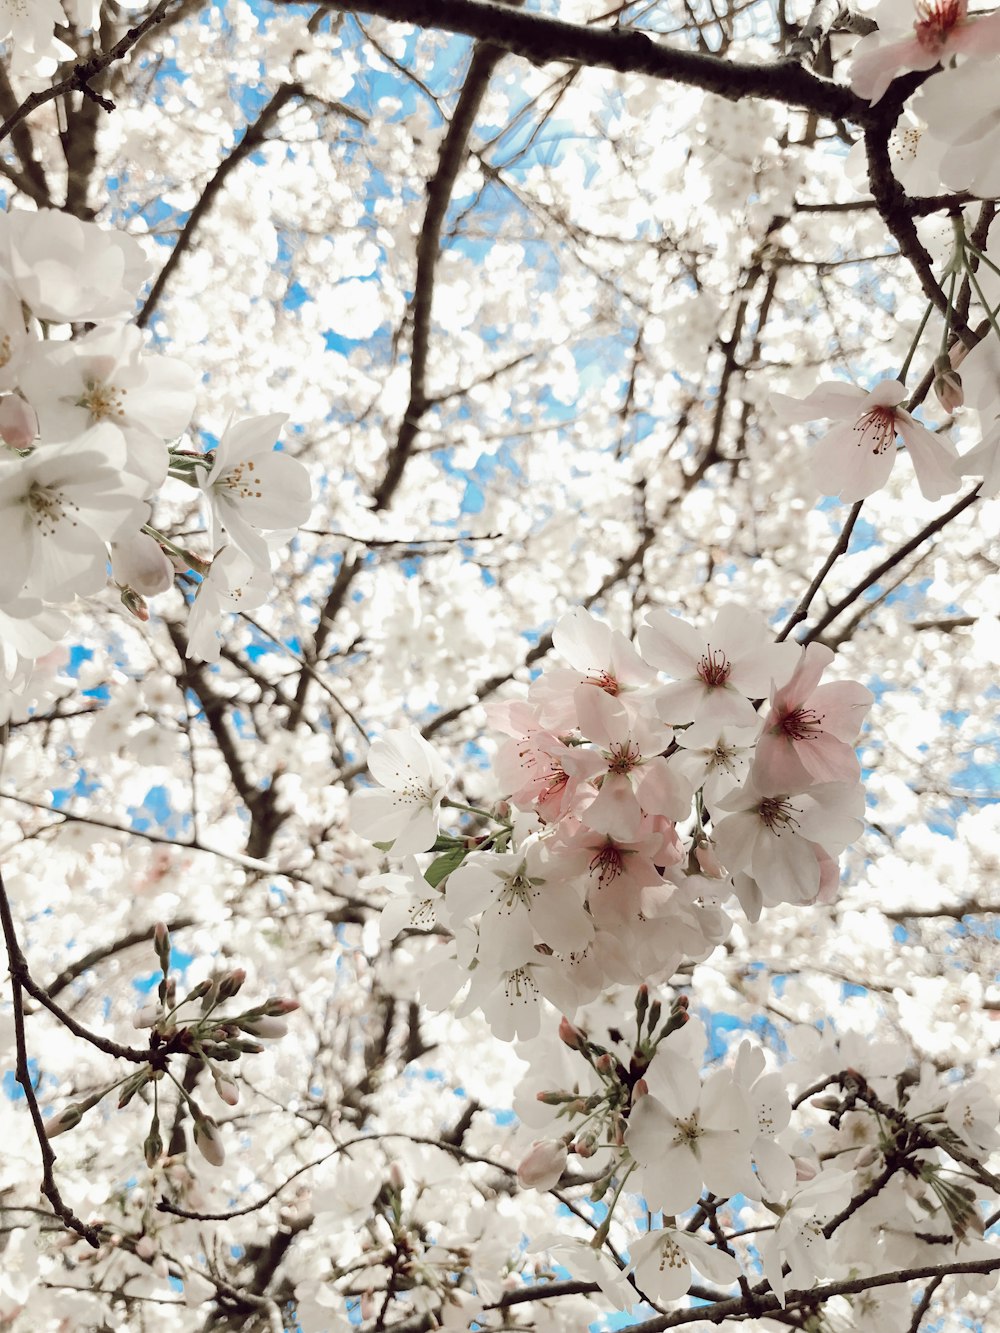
520 988 689 1210
46 924 299 1171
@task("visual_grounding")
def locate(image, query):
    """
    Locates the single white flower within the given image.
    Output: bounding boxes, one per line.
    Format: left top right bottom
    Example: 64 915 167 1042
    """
0 427 148 601
200 414 312 568
186 545 272 663
350 728 449 856
0 209 151 323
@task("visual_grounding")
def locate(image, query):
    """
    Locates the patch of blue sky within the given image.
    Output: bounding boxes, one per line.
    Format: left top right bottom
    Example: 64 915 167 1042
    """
3 1061 39 1103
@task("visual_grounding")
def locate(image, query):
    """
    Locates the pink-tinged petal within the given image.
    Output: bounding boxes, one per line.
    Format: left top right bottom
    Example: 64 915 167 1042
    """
898 416 962 500
772 642 833 714
850 37 938 104
750 733 812 797
798 733 862 786
811 419 896 501
729 640 800 698
638 610 705 676
654 678 713 725
771 381 866 423
808 681 874 740
581 774 643 842
574 683 629 747
947 8 1000 55
634 758 693 822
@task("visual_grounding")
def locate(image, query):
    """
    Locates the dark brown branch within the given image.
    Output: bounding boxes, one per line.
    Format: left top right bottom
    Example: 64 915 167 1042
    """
776 501 863 641
308 0 868 123
802 486 981 643
370 31 509 509
138 81 303 327
0 0 176 146
0 867 103 1247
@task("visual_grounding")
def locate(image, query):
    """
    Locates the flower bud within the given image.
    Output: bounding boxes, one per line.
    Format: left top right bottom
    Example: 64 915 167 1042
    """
517 1139 568 1191
262 997 300 1017
794 1157 818 1182
595 1053 614 1075
695 843 728 879
136 1235 157 1260
153 922 170 964
217 968 247 1001
144 1120 163 1167
933 354 964 412
389 1161 405 1190
213 1073 240 1107
45 1105 84 1138
193 1116 226 1167
111 530 174 597
0 394 37 449
632 1078 649 1100
558 1016 585 1049
573 1132 598 1158
241 1016 288 1039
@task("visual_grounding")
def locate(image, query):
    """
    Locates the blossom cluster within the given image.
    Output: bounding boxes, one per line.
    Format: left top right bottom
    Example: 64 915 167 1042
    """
512 1002 1000 1315
0 208 312 717
353 605 872 1040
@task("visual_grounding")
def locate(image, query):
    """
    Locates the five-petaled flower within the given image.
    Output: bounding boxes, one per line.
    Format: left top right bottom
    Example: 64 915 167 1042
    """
771 378 961 502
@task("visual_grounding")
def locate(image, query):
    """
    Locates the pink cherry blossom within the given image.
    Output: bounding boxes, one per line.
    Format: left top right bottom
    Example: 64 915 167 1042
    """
528 606 656 730
752 643 873 795
771 378 961 501
850 0 1000 106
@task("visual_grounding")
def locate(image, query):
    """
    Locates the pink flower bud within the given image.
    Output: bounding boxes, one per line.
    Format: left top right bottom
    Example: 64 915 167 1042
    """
262 997 300 1017
111 530 174 597
193 1117 226 1167
633 1079 649 1101
695 843 728 879
517 1139 568 1191
595 1053 614 1075
558 1016 585 1049
217 968 247 1001
853 1145 879 1169
213 1073 240 1107
389 1162 405 1190
794 1157 818 1182
0 394 37 449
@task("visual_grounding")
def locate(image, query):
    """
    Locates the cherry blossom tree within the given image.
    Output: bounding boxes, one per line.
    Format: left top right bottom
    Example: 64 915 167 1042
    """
1 1 999 1331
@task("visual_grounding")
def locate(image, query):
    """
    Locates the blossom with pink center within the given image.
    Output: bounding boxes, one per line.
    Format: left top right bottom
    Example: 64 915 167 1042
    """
752 643 873 795
557 821 666 929
573 685 691 841
771 378 961 502
849 0 1000 106
528 606 656 730
639 605 798 727
488 699 595 822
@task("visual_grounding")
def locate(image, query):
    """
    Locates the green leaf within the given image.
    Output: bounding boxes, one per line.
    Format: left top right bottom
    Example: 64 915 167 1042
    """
424 845 468 888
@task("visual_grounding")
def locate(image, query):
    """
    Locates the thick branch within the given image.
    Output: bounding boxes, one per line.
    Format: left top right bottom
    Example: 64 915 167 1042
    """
308 0 868 123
